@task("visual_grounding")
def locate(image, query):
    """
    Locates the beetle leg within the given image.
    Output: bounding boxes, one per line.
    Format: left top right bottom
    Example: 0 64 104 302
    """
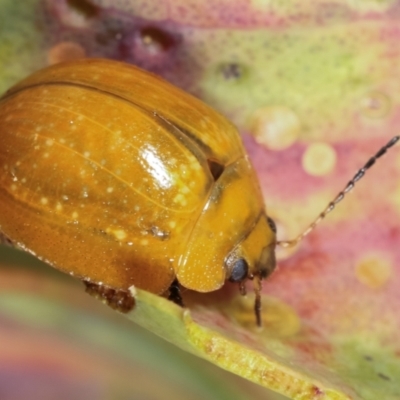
254 276 263 327
83 281 135 313
168 279 184 307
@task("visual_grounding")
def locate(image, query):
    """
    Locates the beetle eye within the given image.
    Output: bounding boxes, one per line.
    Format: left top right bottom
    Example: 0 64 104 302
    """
267 216 277 234
207 159 225 181
228 258 249 282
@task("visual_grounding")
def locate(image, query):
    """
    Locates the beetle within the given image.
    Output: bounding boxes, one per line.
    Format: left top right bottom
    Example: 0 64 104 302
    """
0 58 276 323
0 58 398 326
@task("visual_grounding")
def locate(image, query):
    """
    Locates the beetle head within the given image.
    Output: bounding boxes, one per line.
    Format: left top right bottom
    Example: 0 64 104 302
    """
226 213 276 283
225 213 276 327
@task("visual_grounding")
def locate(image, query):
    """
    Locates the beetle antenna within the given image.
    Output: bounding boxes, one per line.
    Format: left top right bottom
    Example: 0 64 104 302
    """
277 135 400 248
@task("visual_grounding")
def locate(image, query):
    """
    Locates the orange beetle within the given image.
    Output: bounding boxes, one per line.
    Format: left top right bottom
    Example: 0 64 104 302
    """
0 58 276 324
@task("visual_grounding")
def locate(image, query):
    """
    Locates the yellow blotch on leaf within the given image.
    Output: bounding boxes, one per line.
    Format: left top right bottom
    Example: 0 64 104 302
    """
355 256 393 289
230 295 301 337
302 142 337 176
251 106 300 150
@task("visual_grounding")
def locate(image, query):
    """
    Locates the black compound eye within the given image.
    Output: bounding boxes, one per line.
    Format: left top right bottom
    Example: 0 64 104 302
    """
267 216 277 234
228 258 249 282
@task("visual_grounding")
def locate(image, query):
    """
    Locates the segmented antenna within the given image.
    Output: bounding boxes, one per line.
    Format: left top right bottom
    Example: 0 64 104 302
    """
278 136 400 248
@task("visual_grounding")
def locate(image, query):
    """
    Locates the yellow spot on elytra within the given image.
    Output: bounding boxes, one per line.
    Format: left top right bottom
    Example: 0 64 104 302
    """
10 184 17 191
355 256 393 289
179 165 189 175
115 230 126 240
359 91 390 119
108 229 127 241
107 187 114 193
180 186 190 194
191 162 201 171
140 239 149 246
55 203 63 212
46 139 54 146
43 152 49 158
302 142 337 176
83 151 91 158
168 221 176 229
251 106 300 150
40 197 49 205
72 211 79 219
173 193 187 206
